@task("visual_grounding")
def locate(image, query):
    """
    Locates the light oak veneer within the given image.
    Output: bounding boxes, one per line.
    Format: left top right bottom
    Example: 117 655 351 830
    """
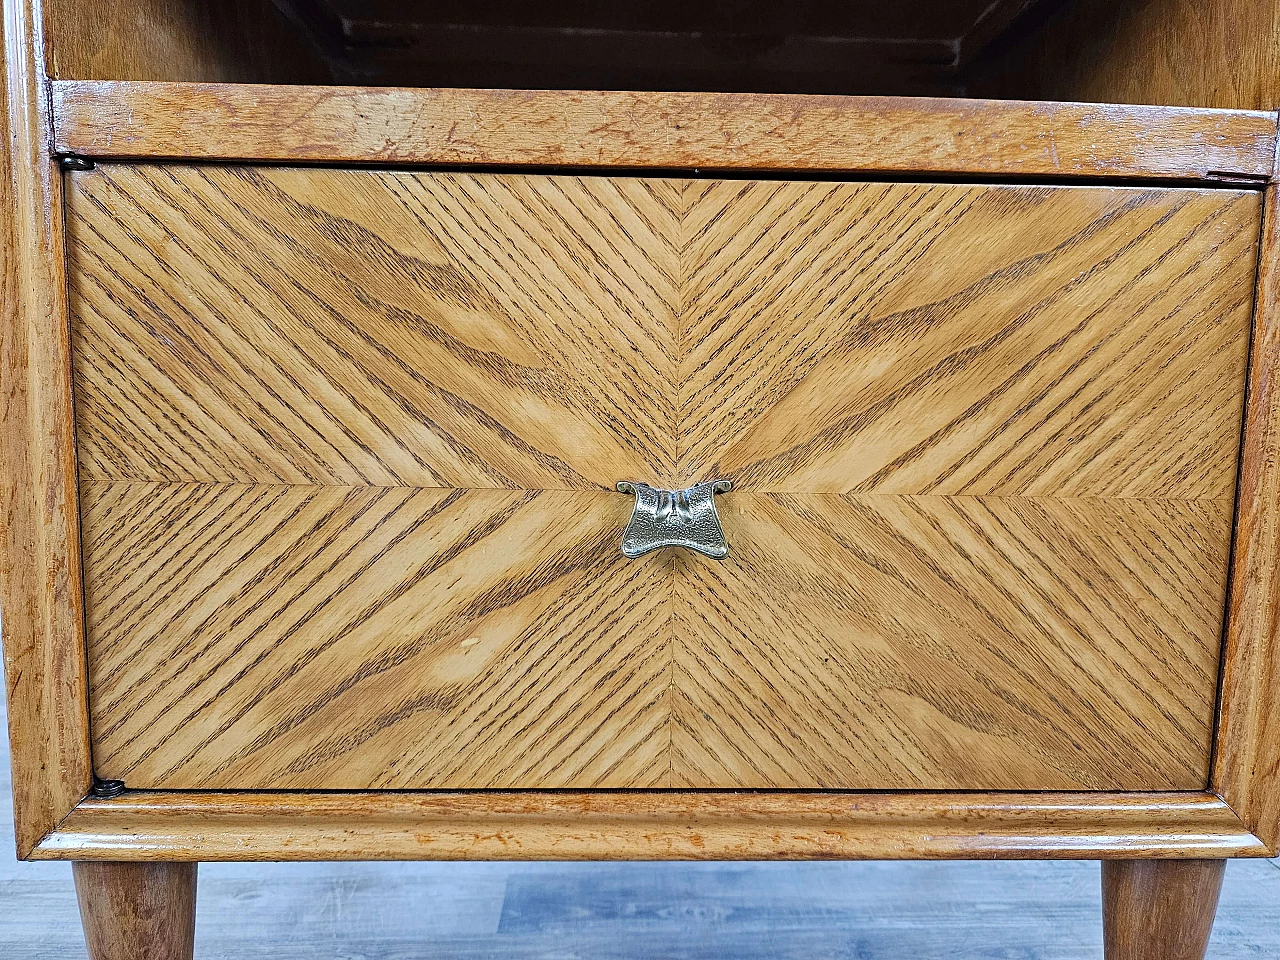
64 165 1259 792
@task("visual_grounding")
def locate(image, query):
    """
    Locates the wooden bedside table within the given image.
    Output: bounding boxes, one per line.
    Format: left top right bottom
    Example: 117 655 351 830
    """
3 1 1279 958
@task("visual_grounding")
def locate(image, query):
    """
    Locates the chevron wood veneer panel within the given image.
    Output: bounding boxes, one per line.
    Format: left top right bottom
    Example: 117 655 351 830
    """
677 180 1258 494
672 495 1234 789
81 483 673 789
68 165 680 489
66 166 1257 790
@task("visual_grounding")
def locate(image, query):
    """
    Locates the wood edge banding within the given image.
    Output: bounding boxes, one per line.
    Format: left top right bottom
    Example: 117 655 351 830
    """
49 80 1278 181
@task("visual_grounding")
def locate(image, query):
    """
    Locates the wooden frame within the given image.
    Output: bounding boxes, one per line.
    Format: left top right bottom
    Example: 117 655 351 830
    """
49 80 1277 181
1212 154 1280 854
4 0 1280 864
1 0 91 860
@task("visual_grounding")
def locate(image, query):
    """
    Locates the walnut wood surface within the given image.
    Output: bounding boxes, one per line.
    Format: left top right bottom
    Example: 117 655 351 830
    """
35 791 1270 862
1213 174 1280 854
66 166 1258 792
48 82 1278 182
1101 859 1225 960
74 861 196 960
0 0 92 857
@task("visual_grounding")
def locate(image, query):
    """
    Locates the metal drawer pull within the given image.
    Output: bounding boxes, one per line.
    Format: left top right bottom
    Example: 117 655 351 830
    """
615 480 732 559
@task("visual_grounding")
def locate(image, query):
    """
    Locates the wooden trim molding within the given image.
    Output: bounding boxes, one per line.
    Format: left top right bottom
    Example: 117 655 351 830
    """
31 791 1270 862
1212 121 1280 856
0 0 92 859
49 80 1278 182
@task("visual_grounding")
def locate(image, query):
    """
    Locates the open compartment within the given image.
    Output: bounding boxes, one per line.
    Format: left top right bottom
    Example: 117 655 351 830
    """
38 0 1280 110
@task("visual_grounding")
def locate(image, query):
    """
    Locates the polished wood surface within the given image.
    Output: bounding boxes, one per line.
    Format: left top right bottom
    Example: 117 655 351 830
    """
66 166 1255 791
971 0 1280 110
3 0 1279 887
0 0 92 858
35 791 1269 862
80 486 674 789
1101 859 1225 960
49 82 1278 182
73 861 196 960
1214 172 1280 854
42 0 330 82
69 167 678 488
674 178 1254 496
673 496 1234 789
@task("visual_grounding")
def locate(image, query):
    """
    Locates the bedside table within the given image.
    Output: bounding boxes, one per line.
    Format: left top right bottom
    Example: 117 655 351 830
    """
4 1 1279 957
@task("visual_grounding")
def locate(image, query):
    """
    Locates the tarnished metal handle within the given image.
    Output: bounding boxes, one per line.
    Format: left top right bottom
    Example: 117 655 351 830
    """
615 480 732 559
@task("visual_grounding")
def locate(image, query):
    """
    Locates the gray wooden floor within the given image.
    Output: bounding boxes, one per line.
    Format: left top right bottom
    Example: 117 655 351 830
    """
1 690 1277 958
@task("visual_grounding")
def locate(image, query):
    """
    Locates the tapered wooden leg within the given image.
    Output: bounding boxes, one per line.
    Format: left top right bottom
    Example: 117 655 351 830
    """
73 862 197 960
1102 859 1225 960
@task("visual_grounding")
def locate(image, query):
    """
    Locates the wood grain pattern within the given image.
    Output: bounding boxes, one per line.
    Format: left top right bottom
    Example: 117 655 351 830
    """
675 178 1257 495
1101 859 1225 960
81 484 674 789
0 0 92 858
1213 169 1280 854
67 165 680 489
66 166 1258 793
970 0 1280 111
667 175 1255 786
32 791 1271 861
43 0 331 83
48 82 1278 182
73 861 197 960
672 495 1234 789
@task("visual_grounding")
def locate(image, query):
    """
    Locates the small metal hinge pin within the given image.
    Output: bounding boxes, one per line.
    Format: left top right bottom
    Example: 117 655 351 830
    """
89 778 126 799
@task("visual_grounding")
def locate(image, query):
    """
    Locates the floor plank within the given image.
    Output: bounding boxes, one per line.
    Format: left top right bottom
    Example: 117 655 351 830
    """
1 686 1277 957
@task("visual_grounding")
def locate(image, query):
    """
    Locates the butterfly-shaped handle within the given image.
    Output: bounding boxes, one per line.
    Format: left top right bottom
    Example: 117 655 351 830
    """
615 480 732 559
